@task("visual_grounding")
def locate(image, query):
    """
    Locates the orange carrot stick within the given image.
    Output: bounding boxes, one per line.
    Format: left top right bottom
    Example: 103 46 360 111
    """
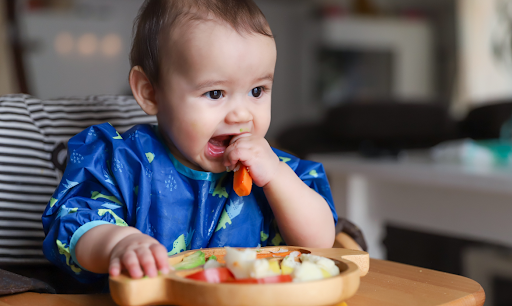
256 251 294 259
233 165 252 197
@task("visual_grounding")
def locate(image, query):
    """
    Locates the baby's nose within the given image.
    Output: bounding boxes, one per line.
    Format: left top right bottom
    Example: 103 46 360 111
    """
225 106 253 124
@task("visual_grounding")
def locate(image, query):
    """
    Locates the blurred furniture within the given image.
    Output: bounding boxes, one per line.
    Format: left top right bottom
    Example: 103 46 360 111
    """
321 16 434 102
311 151 512 260
277 102 458 158
463 246 512 306
18 1 141 99
0 0 26 95
277 99 512 159
460 101 512 140
0 259 485 306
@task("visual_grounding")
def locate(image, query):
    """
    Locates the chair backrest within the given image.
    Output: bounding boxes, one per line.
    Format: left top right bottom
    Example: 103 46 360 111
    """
0 94 156 264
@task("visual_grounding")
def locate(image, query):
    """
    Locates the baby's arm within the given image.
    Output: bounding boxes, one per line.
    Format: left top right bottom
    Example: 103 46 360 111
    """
42 123 170 281
224 135 335 248
75 224 169 278
262 162 335 248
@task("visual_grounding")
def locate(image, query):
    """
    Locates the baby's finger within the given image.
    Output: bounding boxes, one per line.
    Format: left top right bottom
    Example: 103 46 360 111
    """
224 134 253 168
223 143 239 168
229 133 252 145
136 247 158 278
227 143 254 166
109 257 121 276
150 244 171 274
224 146 243 169
122 250 144 279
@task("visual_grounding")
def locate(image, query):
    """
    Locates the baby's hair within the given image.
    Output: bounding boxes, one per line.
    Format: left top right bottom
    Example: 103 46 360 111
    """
130 0 273 86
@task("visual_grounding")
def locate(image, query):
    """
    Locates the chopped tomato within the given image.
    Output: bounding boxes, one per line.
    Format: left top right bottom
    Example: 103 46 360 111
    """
186 268 235 283
227 274 293 284
185 268 293 284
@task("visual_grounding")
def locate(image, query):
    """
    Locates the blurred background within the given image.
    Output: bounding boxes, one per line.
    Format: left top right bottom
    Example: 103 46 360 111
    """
3 0 512 304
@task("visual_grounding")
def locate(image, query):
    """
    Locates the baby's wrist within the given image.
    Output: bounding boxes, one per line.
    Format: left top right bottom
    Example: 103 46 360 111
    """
262 161 288 191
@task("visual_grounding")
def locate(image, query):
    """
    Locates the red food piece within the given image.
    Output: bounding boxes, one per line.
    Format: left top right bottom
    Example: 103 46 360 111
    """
186 268 235 283
185 268 293 284
227 274 293 284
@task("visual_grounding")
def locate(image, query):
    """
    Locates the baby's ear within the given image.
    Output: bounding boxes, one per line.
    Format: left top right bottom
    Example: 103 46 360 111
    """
129 66 158 116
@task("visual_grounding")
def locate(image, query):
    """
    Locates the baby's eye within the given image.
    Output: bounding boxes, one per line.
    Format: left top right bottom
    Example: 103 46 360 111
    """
205 90 223 100
249 87 263 98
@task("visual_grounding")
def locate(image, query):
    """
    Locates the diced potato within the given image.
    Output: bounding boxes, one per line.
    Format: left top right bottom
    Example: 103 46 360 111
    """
250 259 280 279
268 259 281 275
281 265 294 275
225 247 257 279
282 252 301 267
300 254 340 276
320 268 331 278
292 261 324 282
281 251 301 275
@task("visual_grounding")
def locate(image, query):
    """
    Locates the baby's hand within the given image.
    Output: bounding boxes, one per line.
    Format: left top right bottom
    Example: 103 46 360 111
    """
223 134 280 187
109 233 170 279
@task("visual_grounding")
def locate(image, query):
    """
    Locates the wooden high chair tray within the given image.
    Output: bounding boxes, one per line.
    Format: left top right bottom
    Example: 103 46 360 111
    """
109 246 369 306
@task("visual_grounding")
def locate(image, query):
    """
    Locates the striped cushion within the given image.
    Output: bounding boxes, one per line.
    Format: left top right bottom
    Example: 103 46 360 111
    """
0 94 156 264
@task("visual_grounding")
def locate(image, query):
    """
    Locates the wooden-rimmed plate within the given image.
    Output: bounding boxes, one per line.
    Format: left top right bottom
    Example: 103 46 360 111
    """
109 246 369 306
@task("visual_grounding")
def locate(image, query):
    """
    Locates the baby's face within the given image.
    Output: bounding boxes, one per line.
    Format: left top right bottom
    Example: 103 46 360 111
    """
155 19 276 173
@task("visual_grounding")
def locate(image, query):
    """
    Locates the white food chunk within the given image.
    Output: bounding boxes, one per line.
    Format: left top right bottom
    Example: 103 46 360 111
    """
300 254 340 276
282 252 301 269
204 259 222 269
292 261 324 282
250 259 280 278
224 247 257 279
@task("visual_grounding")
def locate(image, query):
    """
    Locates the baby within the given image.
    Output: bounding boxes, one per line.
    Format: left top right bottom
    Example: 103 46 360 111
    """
42 0 337 283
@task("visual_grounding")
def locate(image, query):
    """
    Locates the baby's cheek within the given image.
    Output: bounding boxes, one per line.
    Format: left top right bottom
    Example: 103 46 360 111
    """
190 122 200 131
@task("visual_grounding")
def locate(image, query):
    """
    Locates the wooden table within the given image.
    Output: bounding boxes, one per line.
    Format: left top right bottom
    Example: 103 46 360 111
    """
0 259 484 306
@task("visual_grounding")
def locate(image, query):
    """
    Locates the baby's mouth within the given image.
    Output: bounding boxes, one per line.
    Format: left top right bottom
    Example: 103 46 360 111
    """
207 135 234 158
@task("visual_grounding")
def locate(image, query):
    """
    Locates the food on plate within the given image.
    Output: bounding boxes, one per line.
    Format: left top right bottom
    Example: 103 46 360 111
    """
281 251 301 275
204 256 222 269
233 165 252 197
224 247 257 278
173 250 205 270
186 268 292 284
186 267 234 283
292 261 325 282
176 248 340 284
300 254 340 277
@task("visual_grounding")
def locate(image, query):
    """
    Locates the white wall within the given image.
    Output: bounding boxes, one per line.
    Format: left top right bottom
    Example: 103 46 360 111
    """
256 0 324 140
453 0 512 117
20 0 142 99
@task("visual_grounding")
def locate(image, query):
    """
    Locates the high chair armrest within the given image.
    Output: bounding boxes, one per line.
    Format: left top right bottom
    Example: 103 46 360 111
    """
334 232 363 251
333 218 368 251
